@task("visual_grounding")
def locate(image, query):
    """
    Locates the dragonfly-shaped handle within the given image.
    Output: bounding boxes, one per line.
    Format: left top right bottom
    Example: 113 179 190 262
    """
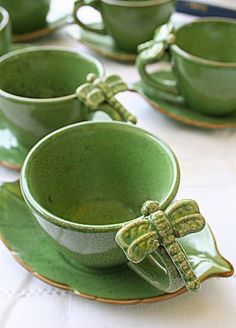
115 199 206 292
76 74 137 124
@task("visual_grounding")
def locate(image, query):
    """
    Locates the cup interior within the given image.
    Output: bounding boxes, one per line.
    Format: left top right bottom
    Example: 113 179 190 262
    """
0 48 102 99
22 122 179 227
176 20 236 63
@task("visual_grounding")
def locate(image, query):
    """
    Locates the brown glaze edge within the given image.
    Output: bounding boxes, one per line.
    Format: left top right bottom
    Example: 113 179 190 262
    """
0 230 233 305
131 89 236 129
12 19 70 42
0 161 21 171
67 32 136 62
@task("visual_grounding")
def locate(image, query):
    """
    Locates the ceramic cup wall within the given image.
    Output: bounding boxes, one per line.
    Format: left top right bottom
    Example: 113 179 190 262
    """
0 6 10 55
73 0 176 53
0 46 106 148
137 19 236 116
20 122 183 292
0 0 51 35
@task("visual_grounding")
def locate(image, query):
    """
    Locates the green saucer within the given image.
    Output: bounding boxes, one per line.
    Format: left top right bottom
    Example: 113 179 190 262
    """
0 117 27 170
12 2 72 42
0 181 233 304
132 71 236 129
66 25 137 62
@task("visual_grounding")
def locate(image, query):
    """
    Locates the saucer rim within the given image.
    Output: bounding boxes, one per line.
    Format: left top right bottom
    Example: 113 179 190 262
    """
66 27 137 62
0 233 233 305
131 83 236 129
12 14 71 42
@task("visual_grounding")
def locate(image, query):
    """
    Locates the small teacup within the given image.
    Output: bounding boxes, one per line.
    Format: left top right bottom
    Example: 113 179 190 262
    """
0 6 10 55
137 19 236 117
20 122 207 293
0 0 51 35
73 0 176 53
0 46 135 148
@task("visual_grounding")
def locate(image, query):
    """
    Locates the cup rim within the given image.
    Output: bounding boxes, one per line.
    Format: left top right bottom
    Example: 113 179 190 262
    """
0 45 105 102
172 18 236 68
0 6 9 32
20 121 180 233
101 0 173 7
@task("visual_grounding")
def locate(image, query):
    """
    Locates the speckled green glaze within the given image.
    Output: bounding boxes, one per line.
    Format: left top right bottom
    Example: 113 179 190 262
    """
73 0 175 53
0 0 50 35
0 115 27 170
20 122 180 269
0 181 233 303
137 19 236 117
0 46 105 149
0 6 10 55
66 26 137 62
132 71 236 129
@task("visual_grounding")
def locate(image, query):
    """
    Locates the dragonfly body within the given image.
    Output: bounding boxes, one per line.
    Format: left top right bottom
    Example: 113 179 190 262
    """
151 211 200 291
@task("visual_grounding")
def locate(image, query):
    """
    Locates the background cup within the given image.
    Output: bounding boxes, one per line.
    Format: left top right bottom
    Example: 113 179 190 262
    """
137 19 236 117
0 46 135 149
73 0 176 53
0 6 10 55
0 0 51 35
21 121 182 291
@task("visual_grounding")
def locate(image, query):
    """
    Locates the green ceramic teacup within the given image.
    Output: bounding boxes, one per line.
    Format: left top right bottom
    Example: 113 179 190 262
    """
0 6 10 55
0 0 51 35
0 46 135 149
137 19 236 117
73 0 175 53
20 122 207 293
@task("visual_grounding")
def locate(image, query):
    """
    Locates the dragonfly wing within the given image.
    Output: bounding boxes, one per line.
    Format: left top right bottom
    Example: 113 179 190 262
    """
115 217 158 262
104 75 128 94
166 199 205 238
76 84 105 109
127 231 160 263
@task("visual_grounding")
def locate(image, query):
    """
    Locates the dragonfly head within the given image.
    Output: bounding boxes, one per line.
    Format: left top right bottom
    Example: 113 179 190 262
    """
141 200 160 216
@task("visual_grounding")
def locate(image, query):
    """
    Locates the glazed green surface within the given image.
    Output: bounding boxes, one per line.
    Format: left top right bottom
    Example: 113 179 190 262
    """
133 71 236 128
0 47 103 148
21 122 179 268
137 19 236 117
176 20 236 63
0 7 11 56
0 115 27 168
23 122 178 225
67 26 137 62
0 0 50 34
74 0 175 53
0 181 233 301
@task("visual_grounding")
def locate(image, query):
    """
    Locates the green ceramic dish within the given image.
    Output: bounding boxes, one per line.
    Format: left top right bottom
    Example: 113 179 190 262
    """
0 46 136 150
137 19 236 117
0 46 103 149
73 0 175 53
66 25 137 62
19 121 234 293
0 0 51 35
0 6 10 55
132 71 236 129
0 181 233 303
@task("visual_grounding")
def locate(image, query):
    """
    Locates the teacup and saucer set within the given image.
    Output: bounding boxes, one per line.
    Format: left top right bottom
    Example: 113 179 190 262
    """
133 19 236 128
0 121 233 303
0 0 74 42
67 0 176 62
0 45 137 170
0 2 234 305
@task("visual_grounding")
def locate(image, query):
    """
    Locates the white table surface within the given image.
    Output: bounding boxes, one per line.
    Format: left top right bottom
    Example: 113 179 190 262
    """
0 4 235 328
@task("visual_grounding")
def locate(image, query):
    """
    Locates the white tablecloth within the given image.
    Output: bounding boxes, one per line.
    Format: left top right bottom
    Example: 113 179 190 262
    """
0 6 235 328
